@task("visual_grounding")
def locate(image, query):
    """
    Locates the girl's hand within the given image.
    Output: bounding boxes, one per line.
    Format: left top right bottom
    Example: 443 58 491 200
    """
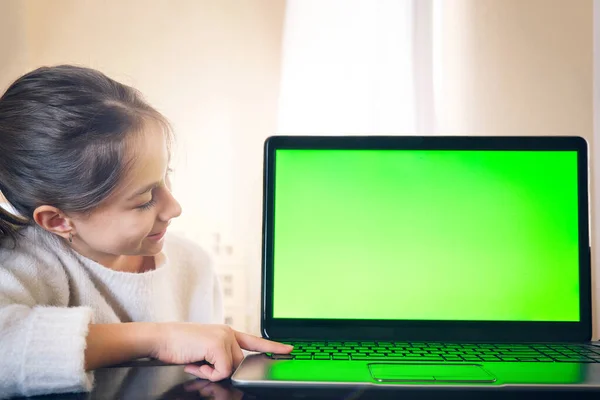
151 323 293 381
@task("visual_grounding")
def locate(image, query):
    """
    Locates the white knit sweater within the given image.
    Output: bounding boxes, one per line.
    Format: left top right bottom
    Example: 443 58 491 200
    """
0 226 223 399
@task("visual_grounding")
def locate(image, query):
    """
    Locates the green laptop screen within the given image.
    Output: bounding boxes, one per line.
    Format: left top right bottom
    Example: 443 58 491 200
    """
272 149 580 321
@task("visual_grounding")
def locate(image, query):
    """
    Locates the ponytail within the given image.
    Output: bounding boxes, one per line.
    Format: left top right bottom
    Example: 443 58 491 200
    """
0 200 28 246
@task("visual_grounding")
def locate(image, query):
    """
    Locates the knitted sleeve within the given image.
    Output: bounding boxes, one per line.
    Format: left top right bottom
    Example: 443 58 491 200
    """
0 265 95 398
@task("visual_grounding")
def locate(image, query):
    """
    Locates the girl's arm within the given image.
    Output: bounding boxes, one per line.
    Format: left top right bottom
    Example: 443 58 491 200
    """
84 322 158 370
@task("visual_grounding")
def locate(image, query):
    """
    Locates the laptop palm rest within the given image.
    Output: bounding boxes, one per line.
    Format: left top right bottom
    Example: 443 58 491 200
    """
368 363 497 383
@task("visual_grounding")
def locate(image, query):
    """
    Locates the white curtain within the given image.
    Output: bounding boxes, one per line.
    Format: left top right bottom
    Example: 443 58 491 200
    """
276 0 436 136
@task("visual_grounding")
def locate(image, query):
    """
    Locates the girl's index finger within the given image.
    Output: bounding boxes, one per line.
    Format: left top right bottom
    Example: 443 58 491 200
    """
233 331 293 354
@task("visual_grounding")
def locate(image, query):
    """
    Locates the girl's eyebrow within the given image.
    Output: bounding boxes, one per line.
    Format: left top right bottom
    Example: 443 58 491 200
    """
128 182 159 200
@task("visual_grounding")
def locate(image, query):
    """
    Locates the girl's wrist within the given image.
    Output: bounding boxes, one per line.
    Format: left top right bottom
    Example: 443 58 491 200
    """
133 321 163 359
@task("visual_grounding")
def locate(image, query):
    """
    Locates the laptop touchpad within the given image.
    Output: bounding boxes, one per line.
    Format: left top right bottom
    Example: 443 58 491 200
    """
369 363 496 383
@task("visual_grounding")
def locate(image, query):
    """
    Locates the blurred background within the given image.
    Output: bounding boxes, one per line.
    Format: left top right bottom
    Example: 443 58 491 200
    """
0 0 597 336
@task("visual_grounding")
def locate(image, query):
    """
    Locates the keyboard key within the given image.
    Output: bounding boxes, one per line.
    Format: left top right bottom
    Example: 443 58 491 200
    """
555 357 594 362
580 352 600 357
383 355 412 359
272 354 294 360
294 355 312 360
350 355 408 361
314 354 331 360
352 355 424 361
333 355 350 360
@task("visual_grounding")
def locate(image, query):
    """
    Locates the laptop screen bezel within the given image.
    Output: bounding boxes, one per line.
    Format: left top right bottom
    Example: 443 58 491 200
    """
261 136 591 342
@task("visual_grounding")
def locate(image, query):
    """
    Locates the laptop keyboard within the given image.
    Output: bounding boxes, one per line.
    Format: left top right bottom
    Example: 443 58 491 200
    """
267 341 600 363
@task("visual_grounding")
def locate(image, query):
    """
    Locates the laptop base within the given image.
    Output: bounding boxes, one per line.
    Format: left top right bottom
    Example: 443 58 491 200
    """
232 353 600 389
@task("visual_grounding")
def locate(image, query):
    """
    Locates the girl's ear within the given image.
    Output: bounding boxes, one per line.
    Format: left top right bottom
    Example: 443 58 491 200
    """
33 205 74 240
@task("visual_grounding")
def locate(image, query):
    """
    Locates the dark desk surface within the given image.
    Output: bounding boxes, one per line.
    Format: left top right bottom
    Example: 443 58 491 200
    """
13 363 600 400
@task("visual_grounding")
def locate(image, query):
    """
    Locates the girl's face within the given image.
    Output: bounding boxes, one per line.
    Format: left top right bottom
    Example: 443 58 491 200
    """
69 121 182 265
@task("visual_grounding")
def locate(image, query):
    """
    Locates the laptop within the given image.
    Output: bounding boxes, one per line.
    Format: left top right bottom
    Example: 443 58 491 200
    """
232 135 600 390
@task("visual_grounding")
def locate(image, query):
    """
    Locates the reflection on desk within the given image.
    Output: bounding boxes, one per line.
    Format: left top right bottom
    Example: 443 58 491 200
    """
96 365 245 400
10 365 243 400
9 363 600 400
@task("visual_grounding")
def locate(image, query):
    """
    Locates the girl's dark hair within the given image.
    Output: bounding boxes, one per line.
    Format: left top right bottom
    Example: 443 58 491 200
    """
0 65 170 244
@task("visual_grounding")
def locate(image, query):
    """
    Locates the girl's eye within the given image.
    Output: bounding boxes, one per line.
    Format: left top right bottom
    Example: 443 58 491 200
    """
137 197 156 211
135 169 171 211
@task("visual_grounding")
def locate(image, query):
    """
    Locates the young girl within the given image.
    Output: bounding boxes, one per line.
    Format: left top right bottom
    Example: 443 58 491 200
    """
0 65 292 398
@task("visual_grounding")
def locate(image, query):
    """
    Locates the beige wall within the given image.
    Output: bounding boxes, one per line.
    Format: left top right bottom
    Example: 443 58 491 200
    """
438 0 593 138
0 1 28 91
0 1 29 203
